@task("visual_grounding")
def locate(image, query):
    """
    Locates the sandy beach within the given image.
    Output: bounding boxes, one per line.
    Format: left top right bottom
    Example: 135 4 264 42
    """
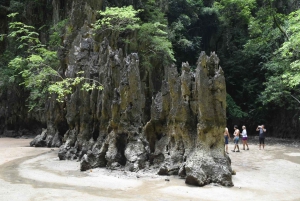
0 137 299 201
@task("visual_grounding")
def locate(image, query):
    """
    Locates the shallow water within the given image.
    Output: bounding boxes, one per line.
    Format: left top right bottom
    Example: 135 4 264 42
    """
0 137 300 201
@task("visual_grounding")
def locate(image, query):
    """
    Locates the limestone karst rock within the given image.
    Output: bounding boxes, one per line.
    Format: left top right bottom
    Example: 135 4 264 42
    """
30 30 232 186
28 0 232 186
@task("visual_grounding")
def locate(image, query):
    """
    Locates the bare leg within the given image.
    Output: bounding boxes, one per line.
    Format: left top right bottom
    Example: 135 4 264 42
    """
242 141 245 150
246 141 249 149
263 144 265 149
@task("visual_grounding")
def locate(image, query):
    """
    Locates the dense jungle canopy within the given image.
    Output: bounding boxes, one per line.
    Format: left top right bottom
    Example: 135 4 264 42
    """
0 0 299 138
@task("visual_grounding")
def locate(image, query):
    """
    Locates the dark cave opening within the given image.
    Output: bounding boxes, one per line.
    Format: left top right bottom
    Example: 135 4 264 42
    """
116 133 128 166
92 126 99 141
57 120 69 137
156 132 163 141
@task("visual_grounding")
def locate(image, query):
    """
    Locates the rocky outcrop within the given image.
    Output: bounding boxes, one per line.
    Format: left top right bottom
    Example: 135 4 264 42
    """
30 14 231 185
143 53 231 186
29 21 231 185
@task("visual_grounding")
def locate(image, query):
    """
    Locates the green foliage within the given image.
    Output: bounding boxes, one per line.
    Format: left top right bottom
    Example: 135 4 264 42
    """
7 19 42 52
168 0 204 23
279 10 300 81
260 9 300 106
212 0 300 124
48 72 103 102
226 94 248 119
94 5 175 68
49 19 68 48
6 48 59 110
94 6 141 33
138 22 175 67
167 0 207 67
141 0 168 23
244 5 284 56
8 1 24 13
214 0 257 25
138 2 175 67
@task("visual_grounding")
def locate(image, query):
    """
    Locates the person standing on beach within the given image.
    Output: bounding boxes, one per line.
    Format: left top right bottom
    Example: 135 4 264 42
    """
241 125 249 150
256 124 266 150
224 127 231 154
232 125 240 152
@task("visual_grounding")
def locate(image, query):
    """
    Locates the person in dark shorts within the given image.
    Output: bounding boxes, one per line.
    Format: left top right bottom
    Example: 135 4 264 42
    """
224 127 231 154
256 125 266 150
232 125 240 152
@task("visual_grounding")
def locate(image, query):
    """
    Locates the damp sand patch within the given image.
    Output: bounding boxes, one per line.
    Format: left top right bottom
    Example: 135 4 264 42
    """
284 152 300 157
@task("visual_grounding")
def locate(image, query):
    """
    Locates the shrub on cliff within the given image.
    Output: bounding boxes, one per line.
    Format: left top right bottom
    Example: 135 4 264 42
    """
94 5 175 68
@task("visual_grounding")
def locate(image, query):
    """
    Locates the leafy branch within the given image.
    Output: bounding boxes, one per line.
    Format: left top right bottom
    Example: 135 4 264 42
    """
48 71 103 102
94 6 142 34
3 13 103 110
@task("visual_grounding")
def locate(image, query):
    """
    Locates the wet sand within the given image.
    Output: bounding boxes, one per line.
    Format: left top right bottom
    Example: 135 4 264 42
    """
0 137 300 201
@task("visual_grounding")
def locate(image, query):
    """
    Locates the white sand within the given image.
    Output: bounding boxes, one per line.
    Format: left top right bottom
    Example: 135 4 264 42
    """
0 137 300 201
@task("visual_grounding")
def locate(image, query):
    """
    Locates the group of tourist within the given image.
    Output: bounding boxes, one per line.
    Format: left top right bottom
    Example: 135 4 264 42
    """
224 125 266 154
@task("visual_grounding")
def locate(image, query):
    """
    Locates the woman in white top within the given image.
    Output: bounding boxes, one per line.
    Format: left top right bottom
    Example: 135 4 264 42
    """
242 125 249 150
